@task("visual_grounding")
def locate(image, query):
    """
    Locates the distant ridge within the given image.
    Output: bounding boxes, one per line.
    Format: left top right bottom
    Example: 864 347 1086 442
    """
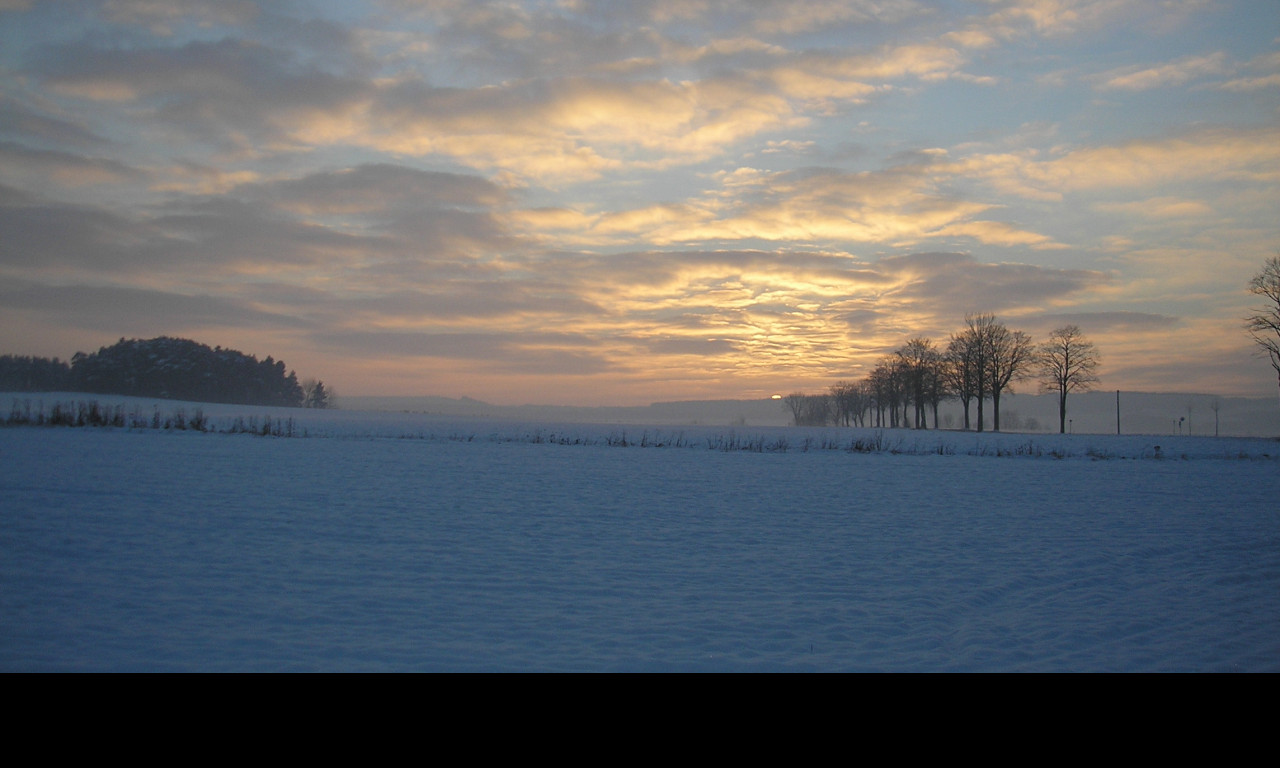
339 391 1280 437
338 395 789 427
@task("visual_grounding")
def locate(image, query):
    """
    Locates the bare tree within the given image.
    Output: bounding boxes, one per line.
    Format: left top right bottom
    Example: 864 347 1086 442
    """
302 378 334 409
1037 325 1100 434
867 363 892 427
829 381 853 426
985 319 1035 432
849 380 873 427
896 337 943 429
944 331 980 430
782 392 807 425
782 392 831 426
803 394 833 426
956 314 1000 431
830 381 871 427
1246 254 1280 406
868 356 912 428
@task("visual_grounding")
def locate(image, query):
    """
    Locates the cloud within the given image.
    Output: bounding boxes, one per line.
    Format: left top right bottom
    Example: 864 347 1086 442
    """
359 73 808 179
1219 73 1280 91
1093 52 1229 91
981 0 1152 39
0 95 109 148
243 163 509 216
743 0 929 34
533 164 1057 250
1095 196 1214 219
314 329 615 376
1030 311 1179 331
938 126 1280 201
0 280 307 333
0 196 165 273
0 160 529 289
512 249 1114 367
874 251 1110 319
0 141 144 190
26 18 975 183
1217 51 1280 91
99 0 262 34
37 37 369 151
3 1 1276 401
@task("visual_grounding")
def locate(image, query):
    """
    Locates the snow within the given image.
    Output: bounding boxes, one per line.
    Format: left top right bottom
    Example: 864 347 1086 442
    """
2 394 1278 671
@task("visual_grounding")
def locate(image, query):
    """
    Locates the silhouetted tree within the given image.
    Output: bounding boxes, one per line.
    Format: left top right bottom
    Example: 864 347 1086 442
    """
985 319 1035 432
782 392 804 424
1037 325 1100 434
944 332 980 430
782 392 830 426
946 314 1034 431
867 357 910 428
830 380 871 427
1246 254 1280 406
896 337 943 429
0 355 72 391
302 379 331 409
955 314 997 431
803 393 832 426
67 337 305 406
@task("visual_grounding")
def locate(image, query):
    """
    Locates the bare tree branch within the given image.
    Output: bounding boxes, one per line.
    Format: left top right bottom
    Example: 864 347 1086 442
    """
1037 325 1100 433
1246 254 1280 405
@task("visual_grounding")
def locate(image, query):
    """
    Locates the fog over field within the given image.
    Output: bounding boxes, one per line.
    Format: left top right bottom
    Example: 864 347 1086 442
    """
2 393 1277 672
342 390 1280 438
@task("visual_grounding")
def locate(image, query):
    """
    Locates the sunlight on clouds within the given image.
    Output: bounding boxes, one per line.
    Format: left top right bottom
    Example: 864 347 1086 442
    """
747 0 929 34
344 75 806 180
685 168 1006 247
1096 196 1215 219
589 204 709 239
504 207 598 233
769 68 881 108
0 145 141 193
1219 74 1280 92
506 163 1062 252
286 102 377 146
1094 52 1229 91
277 40 975 181
667 36 789 64
1042 128 1280 188
3 0 1278 402
816 44 966 82
48 81 142 102
102 0 261 35
943 28 1001 49
151 166 261 195
941 127 1280 200
511 248 1114 391
932 221 1063 249
993 0 1121 37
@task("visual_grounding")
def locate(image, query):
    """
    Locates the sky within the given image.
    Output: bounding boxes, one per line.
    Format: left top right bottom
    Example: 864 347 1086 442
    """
1 0 1278 406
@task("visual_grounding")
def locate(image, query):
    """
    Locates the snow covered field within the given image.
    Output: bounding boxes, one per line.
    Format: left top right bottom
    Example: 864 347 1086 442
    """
2 395 1278 671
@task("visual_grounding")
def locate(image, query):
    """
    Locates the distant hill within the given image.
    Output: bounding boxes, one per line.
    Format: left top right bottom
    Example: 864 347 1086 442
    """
340 391 1280 437
2 337 305 408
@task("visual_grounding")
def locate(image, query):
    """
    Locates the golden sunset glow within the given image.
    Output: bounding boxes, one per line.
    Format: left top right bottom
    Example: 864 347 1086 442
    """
1 1 1277 405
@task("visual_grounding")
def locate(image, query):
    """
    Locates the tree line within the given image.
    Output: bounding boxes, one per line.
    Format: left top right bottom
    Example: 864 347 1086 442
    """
0 336 331 408
784 314 1099 433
